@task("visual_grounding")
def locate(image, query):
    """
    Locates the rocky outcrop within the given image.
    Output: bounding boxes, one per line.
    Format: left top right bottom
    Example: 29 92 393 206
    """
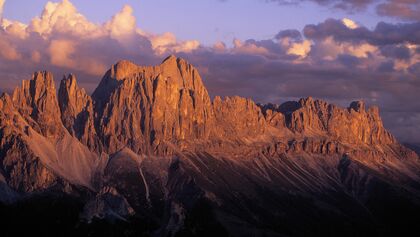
0 92 59 192
213 96 266 139
11 71 63 138
266 97 396 145
58 74 99 151
0 56 408 193
92 56 214 154
82 186 135 222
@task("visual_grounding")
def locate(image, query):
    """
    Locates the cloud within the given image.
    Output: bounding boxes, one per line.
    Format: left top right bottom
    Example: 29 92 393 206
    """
275 29 302 41
377 0 420 21
150 32 200 55
287 40 311 58
267 0 375 11
266 0 420 21
232 39 271 55
0 0 201 90
0 37 21 60
0 0 419 143
0 0 5 20
105 5 136 40
29 0 99 38
49 39 76 68
304 18 420 45
342 18 358 29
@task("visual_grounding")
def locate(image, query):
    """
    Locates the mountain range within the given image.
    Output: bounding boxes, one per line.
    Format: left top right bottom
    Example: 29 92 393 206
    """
0 55 419 237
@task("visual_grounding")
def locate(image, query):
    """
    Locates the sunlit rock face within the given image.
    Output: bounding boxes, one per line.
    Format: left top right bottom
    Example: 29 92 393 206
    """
0 56 419 237
92 55 214 155
273 97 395 145
58 74 99 151
11 71 64 138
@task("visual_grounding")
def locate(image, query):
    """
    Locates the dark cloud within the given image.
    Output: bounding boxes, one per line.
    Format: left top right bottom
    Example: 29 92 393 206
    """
303 18 370 42
265 0 420 21
275 29 302 41
266 0 375 11
408 62 420 74
304 19 420 45
377 0 420 21
377 60 395 72
380 44 411 60
337 54 362 67
0 0 419 143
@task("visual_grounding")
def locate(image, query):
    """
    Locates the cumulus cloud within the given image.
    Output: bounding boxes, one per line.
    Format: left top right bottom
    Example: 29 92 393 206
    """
150 32 200 55
29 0 99 38
287 40 311 58
0 0 5 20
0 0 202 91
0 0 419 143
105 5 136 40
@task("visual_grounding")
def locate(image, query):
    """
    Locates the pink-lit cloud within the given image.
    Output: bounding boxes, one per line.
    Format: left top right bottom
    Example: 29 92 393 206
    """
0 0 4 19
0 0 419 143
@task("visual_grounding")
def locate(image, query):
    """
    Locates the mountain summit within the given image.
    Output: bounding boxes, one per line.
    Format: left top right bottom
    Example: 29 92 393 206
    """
0 56 419 237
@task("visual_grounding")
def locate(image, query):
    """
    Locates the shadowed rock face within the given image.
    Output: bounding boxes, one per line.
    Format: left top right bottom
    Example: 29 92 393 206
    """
0 56 419 237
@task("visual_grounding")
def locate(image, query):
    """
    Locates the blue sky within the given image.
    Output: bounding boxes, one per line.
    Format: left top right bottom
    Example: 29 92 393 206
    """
3 0 395 45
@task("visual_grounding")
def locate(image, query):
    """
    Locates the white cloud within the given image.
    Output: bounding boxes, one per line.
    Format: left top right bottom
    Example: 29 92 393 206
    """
0 0 201 77
1 19 28 39
287 40 312 58
105 5 136 40
150 32 200 55
342 18 358 29
29 0 99 38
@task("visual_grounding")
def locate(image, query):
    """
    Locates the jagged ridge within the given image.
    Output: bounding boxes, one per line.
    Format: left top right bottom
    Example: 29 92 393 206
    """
0 55 419 237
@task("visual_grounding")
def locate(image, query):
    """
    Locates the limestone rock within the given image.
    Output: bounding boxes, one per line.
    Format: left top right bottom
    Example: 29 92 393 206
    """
278 97 395 145
213 96 266 138
0 55 412 197
58 74 99 151
11 71 63 138
0 92 59 192
1 56 420 236
93 55 214 154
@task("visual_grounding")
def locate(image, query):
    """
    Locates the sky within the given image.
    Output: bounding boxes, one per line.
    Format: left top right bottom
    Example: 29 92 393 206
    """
0 0 419 143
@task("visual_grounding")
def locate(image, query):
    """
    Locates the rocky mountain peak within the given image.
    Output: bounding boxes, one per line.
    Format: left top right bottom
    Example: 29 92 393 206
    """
110 60 141 81
59 74 91 115
161 54 177 65
11 71 62 138
0 56 419 237
58 75 99 150
0 56 400 153
91 56 214 154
